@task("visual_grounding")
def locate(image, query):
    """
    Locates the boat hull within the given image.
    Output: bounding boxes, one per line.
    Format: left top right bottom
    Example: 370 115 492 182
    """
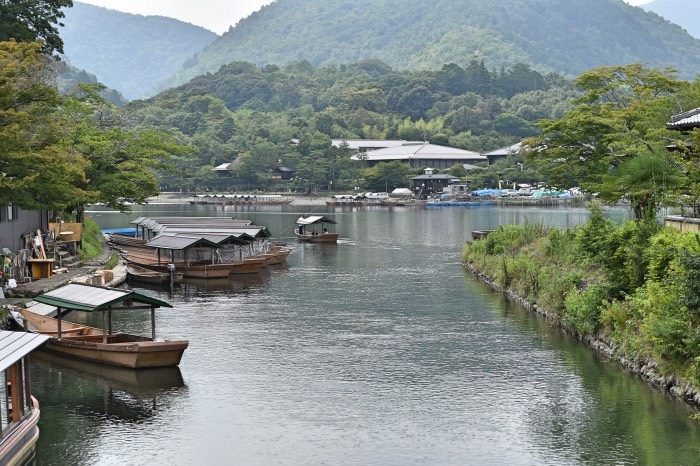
0 397 40 466
44 337 188 369
127 264 184 285
295 232 339 243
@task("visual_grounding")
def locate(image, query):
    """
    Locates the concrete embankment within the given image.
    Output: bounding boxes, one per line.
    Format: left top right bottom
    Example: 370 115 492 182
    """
465 262 700 409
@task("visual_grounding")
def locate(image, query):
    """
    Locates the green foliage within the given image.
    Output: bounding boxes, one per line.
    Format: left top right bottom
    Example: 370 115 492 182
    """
133 59 574 191
466 217 700 387
530 64 685 209
362 161 413 191
564 284 608 335
104 252 119 270
79 219 102 260
0 0 72 56
169 0 700 87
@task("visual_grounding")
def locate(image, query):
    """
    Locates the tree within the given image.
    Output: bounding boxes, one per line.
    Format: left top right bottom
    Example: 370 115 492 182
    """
362 161 413 191
598 152 684 221
0 41 88 210
0 0 73 56
528 64 684 217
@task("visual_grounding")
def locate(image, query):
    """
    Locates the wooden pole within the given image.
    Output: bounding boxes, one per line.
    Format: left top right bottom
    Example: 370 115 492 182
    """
150 305 156 341
57 307 62 339
102 309 108 343
108 308 112 335
9 363 21 422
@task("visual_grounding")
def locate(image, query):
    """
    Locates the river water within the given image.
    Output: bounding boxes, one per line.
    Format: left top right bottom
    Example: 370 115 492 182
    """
30 204 700 465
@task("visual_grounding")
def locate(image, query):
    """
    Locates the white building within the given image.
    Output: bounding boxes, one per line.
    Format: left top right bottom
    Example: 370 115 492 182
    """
351 142 486 169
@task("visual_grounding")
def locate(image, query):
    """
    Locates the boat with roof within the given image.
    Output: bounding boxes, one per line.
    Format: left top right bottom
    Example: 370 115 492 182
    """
12 284 188 369
295 216 339 243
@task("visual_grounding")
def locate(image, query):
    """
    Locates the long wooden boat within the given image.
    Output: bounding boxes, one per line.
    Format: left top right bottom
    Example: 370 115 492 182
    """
0 395 41 466
127 263 184 286
295 231 339 243
126 257 265 278
17 309 189 369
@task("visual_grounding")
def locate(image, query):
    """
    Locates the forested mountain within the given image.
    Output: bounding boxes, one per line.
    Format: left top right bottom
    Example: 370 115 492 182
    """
61 2 217 99
644 0 700 38
169 0 700 88
131 60 576 191
57 65 127 106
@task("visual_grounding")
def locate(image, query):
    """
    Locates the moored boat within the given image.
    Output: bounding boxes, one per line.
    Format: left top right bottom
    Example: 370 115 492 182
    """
295 216 339 243
0 331 50 466
15 284 189 369
127 263 184 286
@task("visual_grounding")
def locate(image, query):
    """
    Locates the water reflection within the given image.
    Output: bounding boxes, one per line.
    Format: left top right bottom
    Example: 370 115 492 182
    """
31 352 187 465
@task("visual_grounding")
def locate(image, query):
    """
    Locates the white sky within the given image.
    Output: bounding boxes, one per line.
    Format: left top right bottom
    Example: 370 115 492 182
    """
76 0 652 35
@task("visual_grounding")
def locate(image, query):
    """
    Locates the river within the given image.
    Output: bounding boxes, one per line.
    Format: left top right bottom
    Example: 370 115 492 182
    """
30 204 700 465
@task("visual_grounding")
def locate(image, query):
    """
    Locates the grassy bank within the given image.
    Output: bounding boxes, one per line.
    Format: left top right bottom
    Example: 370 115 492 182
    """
79 219 103 261
463 207 700 399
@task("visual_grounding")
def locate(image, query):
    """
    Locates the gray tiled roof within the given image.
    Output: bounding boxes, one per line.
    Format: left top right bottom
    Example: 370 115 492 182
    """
352 143 485 162
0 331 49 372
668 108 700 130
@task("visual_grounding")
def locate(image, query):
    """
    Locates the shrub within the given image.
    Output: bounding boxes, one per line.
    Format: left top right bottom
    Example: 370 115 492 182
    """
564 283 608 335
79 219 103 261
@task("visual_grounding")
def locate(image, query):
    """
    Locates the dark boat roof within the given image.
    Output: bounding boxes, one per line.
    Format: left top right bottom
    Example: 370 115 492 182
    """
34 283 172 312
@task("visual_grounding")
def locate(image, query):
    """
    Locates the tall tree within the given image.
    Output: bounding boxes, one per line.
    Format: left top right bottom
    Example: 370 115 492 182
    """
0 41 88 210
528 64 684 218
0 0 73 56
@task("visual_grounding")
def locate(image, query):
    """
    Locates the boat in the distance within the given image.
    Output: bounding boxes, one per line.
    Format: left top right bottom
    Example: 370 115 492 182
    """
127 263 184 286
13 284 189 369
295 216 339 243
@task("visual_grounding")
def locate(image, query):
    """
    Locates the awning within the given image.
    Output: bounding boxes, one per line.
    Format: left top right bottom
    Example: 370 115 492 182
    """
34 283 172 312
0 331 49 372
147 235 219 251
296 216 337 225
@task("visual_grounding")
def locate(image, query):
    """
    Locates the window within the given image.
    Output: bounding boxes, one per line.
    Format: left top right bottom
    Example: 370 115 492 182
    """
1 204 19 222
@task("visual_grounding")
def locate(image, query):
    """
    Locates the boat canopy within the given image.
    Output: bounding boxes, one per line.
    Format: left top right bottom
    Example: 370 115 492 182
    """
296 216 337 225
147 235 219 251
0 331 49 372
34 284 172 312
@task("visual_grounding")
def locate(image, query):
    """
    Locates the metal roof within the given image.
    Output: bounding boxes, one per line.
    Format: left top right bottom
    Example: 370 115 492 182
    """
331 139 416 150
297 216 337 225
351 143 486 162
483 142 523 157
0 331 49 372
168 233 252 245
412 174 461 180
147 235 219 250
34 284 172 312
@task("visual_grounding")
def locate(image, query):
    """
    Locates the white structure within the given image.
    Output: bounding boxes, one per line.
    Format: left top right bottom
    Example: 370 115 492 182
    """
483 142 523 165
331 139 418 155
351 142 486 169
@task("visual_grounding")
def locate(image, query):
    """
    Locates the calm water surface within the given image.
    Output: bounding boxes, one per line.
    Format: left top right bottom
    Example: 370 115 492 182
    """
31 205 700 465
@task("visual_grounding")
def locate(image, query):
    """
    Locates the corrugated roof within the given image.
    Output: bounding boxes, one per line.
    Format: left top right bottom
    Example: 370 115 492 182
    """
147 235 219 250
351 143 486 161
0 331 49 372
297 216 337 225
34 284 172 312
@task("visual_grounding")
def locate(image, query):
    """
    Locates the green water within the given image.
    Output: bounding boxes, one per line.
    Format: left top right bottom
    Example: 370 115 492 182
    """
29 204 700 465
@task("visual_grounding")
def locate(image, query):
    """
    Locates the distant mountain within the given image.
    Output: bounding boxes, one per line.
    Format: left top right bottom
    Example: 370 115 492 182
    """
644 0 700 38
61 2 217 100
56 65 127 106
168 0 700 88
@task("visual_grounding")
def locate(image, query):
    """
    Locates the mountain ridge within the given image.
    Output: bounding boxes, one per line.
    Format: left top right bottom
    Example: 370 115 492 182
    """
644 0 700 38
167 0 700 88
61 2 218 99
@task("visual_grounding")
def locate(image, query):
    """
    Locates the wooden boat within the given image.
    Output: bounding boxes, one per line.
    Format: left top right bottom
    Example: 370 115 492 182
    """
16 284 189 369
267 246 292 265
0 331 49 466
18 309 189 369
127 263 184 286
295 216 339 243
127 258 265 277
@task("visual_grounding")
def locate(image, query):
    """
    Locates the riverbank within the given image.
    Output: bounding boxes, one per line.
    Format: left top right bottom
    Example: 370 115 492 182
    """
463 216 700 409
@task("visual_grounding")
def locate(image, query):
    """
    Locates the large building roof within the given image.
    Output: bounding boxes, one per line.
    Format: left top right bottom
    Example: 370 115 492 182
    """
483 142 523 157
352 142 486 162
668 108 700 131
332 139 417 150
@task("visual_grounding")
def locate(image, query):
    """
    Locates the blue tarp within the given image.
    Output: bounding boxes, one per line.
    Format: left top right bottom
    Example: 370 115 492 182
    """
101 227 137 237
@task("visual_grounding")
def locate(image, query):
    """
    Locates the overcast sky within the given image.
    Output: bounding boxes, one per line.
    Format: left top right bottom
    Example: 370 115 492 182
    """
77 0 652 35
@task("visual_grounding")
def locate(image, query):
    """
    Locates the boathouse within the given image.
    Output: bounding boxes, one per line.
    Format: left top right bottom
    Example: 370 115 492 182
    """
411 168 461 196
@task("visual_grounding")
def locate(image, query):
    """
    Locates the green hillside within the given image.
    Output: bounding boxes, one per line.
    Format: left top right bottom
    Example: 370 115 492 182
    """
61 2 217 99
169 0 700 87
644 0 700 38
